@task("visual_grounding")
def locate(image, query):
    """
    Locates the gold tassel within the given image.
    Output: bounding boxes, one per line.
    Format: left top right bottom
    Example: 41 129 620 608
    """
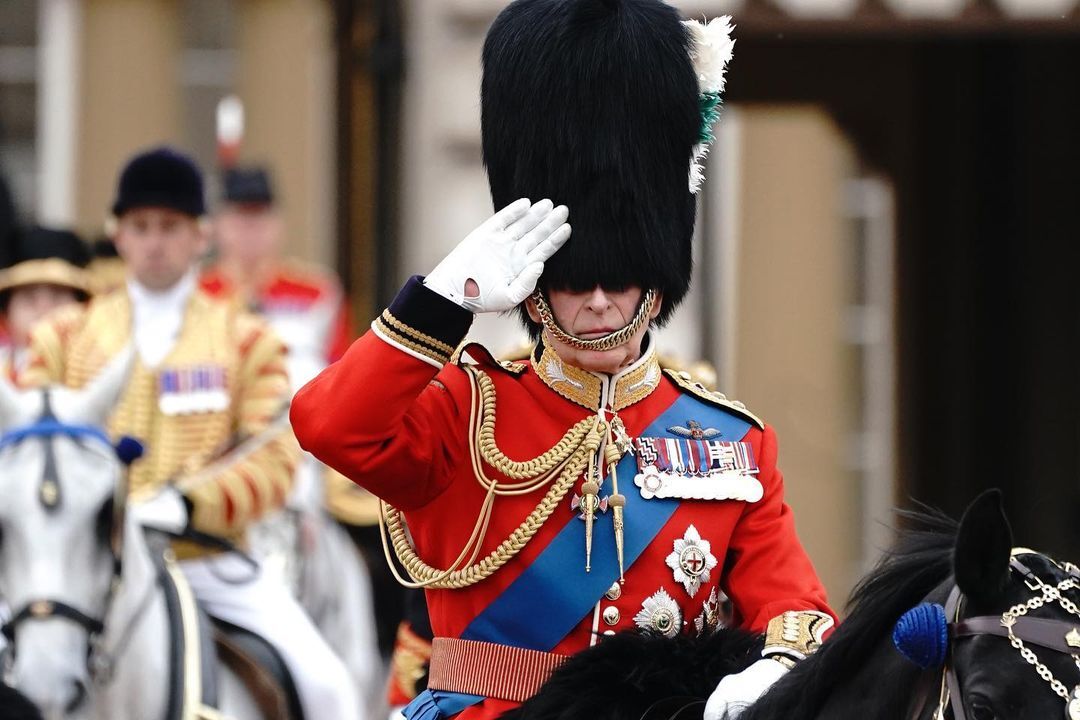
609 487 626 583
606 417 631 583
581 479 600 572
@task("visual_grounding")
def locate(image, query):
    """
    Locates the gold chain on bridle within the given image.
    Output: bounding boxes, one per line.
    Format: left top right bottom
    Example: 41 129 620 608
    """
379 365 607 589
531 289 656 352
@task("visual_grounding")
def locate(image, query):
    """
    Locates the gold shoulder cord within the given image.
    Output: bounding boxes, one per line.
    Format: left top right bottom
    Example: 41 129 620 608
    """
379 365 606 590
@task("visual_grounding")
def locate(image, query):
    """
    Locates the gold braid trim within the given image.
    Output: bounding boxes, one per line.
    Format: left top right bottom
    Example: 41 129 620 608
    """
374 316 451 365
380 309 457 357
380 366 605 590
763 610 835 661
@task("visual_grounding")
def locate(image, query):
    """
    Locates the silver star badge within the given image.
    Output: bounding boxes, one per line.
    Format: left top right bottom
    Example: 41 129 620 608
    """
634 588 682 639
665 524 718 598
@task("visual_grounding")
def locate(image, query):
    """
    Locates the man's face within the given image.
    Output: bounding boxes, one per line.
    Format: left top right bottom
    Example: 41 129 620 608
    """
6 284 81 347
526 285 662 375
214 204 281 268
113 207 207 291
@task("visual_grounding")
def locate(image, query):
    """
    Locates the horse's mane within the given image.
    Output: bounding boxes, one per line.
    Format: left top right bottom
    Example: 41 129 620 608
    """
742 506 959 720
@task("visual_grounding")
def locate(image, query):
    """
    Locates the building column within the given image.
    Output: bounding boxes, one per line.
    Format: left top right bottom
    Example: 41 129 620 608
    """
76 0 182 230
235 0 336 264
37 0 82 226
733 105 859 602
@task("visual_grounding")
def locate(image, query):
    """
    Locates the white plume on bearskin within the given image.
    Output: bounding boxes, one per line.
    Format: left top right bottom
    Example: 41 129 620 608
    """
685 16 735 194
685 16 736 95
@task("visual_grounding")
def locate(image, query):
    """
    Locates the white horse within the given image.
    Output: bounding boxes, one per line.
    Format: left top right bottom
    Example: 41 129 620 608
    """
0 353 264 720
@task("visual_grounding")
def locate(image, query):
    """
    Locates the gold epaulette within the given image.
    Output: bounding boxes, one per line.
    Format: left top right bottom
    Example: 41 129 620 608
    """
453 342 527 376
662 367 764 430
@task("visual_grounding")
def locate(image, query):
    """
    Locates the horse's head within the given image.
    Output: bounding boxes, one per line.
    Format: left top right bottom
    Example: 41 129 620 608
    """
0 350 135 719
895 490 1080 720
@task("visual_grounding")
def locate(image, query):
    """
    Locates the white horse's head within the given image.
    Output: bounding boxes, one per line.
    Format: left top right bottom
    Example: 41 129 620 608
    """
0 349 134 719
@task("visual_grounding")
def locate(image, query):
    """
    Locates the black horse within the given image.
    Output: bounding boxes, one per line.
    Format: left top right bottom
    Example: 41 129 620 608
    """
506 490 1079 720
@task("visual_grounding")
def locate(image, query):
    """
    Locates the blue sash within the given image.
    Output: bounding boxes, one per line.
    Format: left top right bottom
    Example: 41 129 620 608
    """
407 393 751 718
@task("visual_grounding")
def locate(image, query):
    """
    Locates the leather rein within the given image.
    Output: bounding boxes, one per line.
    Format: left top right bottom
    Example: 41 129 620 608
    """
913 554 1080 720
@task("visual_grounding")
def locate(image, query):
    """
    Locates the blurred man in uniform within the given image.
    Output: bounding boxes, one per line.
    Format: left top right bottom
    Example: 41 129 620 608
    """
291 3 835 720
0 226 90 379
23 146 360 720
201 166 350 390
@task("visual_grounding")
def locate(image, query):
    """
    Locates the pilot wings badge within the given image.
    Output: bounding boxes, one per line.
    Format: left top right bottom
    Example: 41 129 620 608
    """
667 420 722 440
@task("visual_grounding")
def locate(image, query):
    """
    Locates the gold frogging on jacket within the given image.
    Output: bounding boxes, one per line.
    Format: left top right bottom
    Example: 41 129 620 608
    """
21 289 299 555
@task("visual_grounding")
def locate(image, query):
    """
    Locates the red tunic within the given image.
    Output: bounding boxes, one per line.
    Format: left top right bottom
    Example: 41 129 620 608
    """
291 278 833 720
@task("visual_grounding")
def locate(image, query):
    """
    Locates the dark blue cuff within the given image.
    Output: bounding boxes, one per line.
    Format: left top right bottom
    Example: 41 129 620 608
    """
373 276 473 365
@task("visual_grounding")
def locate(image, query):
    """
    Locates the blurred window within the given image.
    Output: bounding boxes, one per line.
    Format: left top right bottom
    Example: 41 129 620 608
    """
0 0 39 219
843 176 898 568
180 0 237 195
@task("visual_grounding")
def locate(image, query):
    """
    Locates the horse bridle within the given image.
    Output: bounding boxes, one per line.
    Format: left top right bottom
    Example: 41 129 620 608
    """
918 552 1080 720
0 407 137 689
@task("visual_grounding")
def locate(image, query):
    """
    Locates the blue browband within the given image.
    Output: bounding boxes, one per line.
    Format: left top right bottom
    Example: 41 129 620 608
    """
0 419 143 465
0 419 112 449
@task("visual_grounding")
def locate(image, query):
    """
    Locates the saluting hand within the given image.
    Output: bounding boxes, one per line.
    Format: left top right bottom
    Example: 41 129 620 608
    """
424 198 571 314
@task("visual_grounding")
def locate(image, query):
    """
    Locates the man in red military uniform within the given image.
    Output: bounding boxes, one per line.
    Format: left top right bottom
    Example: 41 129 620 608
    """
291 2 835 719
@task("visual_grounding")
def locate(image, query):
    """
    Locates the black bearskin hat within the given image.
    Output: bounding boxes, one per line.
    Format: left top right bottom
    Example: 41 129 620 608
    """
482 0 700 328
222 167 275 206
111 146 206 218
0 226 91 307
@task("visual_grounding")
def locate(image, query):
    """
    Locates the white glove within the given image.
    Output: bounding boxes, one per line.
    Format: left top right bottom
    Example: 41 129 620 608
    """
131 486 189 534
703 658 789 720
424 198 571 313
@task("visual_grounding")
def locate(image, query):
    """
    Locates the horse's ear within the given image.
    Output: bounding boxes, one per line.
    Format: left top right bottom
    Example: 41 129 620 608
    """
52 345 135 426
954 489 1013 605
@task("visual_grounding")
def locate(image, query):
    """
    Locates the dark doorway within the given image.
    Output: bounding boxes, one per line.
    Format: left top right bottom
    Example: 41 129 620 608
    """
729 21 1080 556
334 0 405 330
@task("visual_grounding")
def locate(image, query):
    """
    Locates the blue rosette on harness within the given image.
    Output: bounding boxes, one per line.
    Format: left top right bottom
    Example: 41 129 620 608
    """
892 602 949 669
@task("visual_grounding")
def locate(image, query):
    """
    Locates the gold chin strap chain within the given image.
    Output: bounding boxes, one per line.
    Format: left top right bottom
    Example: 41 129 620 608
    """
380 365 607 589
532 289 657 353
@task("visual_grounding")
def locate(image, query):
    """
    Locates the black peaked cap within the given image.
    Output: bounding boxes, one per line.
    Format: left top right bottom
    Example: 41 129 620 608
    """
111 146 206 218
223 167 275 206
